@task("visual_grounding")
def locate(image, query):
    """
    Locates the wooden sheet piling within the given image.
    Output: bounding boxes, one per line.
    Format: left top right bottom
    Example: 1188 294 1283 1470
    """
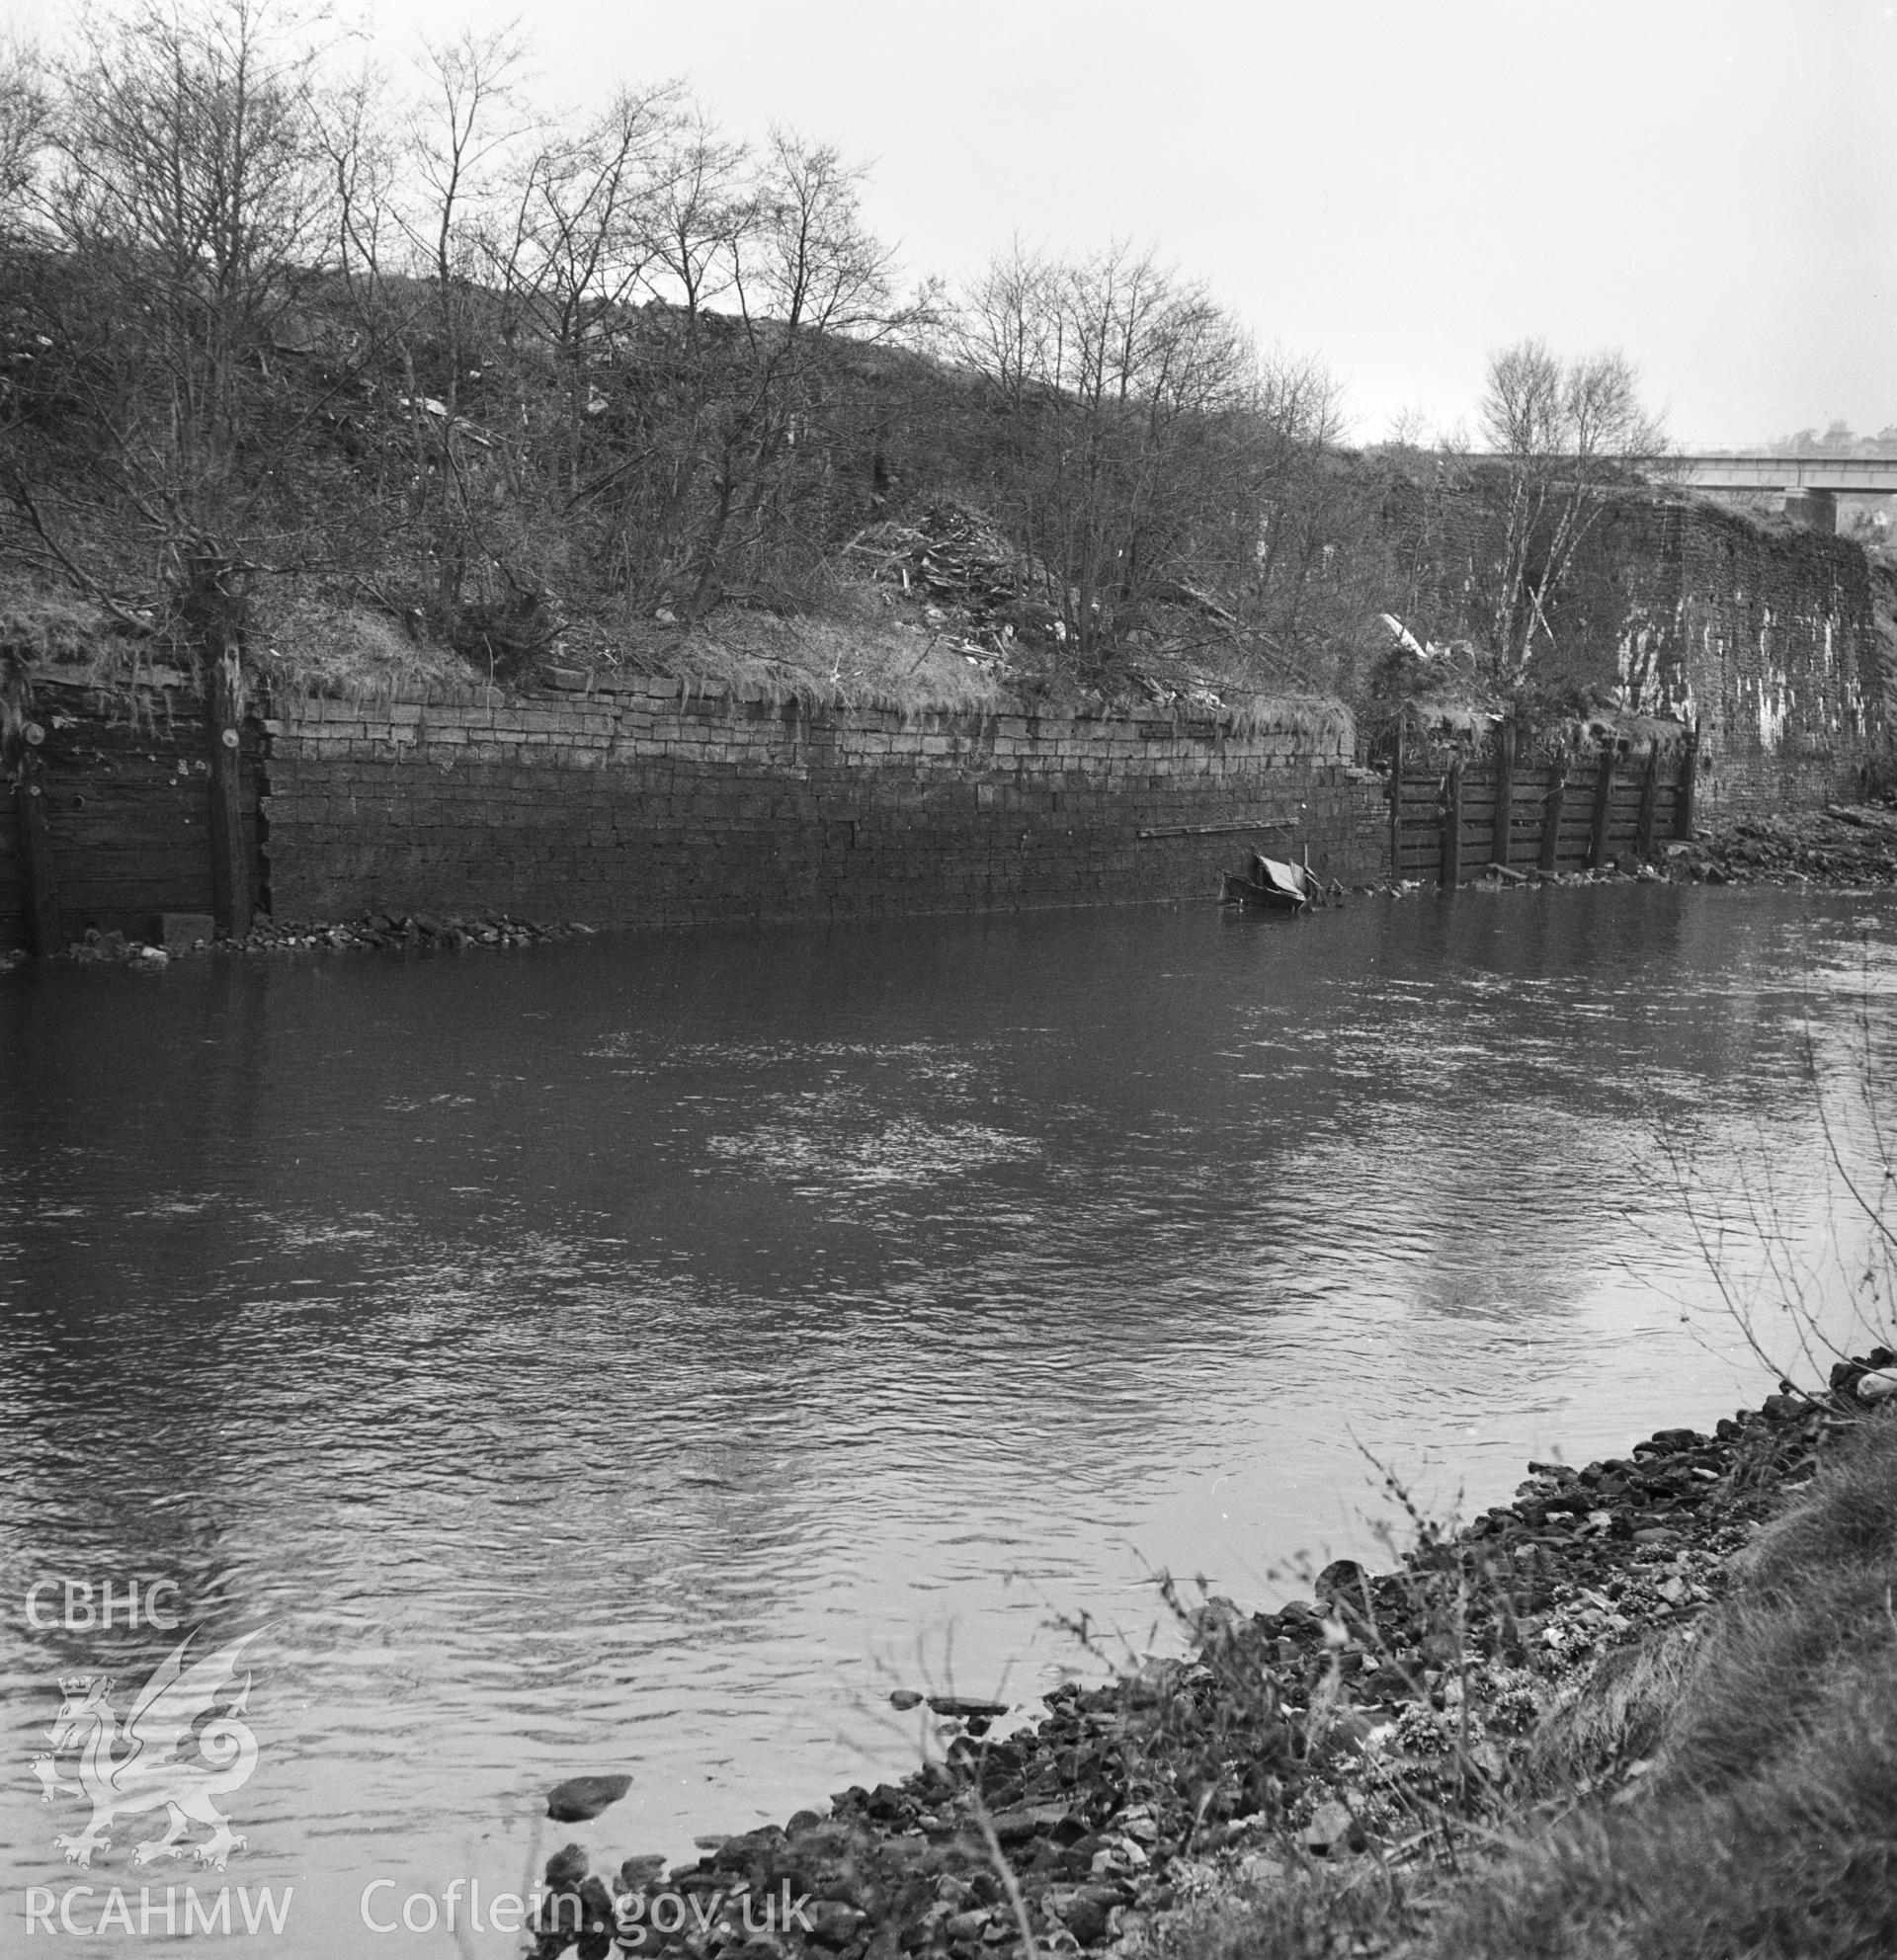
1539 762 1567 874
1388 714 1405 881
15 743 59 956
1492 718 1516 869
207 642 251 937
1636 745 1661 861
1589 749 1617 869
1442 757 1463 887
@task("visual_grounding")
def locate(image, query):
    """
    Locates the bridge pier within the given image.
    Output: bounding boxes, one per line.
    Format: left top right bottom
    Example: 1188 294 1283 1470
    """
1781 487 1838 534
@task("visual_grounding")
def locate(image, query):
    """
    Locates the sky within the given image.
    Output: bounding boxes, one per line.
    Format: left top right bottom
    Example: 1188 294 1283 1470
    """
8 0 1894 448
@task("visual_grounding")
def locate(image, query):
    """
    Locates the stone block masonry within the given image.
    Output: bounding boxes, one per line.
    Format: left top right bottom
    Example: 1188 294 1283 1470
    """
1387 488 1890 821
263 685 1390 930
0 678 265 952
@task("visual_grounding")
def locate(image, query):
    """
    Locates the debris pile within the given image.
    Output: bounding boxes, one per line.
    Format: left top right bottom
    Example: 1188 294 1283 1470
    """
843 503 1059 671
839 504 1250 712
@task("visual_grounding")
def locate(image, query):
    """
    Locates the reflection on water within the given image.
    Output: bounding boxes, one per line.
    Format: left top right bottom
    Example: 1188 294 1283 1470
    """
2 884 1894 1953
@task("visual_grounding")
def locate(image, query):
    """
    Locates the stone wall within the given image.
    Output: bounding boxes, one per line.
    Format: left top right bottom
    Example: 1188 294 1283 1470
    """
1597 500 1885 817
0 677 264 951
1384 483 1890 817
10 500 1887 949
260 682 1389 930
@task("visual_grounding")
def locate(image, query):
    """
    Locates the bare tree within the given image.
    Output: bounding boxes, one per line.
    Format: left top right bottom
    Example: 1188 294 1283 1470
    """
494 83 683 497
571 108 749 597
676 127 896 612
1480 337 1666 682
310 67 907 631
386 25 534 617
1 0 336 653
951 242 1277 672
1229 348 1356 663
0 31 48 225
5 12 1367 694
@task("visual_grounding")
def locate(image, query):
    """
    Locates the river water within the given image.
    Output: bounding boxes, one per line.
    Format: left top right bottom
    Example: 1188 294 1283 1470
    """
3 883 1895 1953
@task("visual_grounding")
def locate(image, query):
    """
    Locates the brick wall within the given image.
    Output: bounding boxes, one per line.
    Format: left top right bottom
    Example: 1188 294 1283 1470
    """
261 682 1390 929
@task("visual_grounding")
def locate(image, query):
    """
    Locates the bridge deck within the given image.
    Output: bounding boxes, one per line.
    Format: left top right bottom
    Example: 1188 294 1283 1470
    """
1637 454 1897 492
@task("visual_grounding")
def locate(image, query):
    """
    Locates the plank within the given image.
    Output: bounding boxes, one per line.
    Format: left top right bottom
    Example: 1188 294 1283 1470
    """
207 647 251 935
1388 714 1404 880
1636 746 1661 859
1589 752 1617 868
1493 720 1517 867
1539 763 1568 873
1443 757 1463 886
15 748 60 955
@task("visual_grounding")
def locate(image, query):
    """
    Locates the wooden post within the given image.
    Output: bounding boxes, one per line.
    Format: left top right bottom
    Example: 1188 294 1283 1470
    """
1492 718 1516 869
1388 714 1405 881
1589 748 1617 869
1539 761 1567 873
1677 724 1699 838
207 641 251 938
1636 744 1661 862
1441 757 1463 887
14 737 59 956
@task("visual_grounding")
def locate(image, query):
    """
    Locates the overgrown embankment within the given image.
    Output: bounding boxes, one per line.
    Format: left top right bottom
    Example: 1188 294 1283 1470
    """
4 2 1889 810
511 1361 1897 1960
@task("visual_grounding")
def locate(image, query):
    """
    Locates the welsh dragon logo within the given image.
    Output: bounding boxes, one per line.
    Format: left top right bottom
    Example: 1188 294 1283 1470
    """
31 1629 263 1869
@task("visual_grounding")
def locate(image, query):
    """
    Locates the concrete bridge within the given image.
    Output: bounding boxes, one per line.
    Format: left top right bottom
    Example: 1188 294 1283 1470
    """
1636 452 1897 531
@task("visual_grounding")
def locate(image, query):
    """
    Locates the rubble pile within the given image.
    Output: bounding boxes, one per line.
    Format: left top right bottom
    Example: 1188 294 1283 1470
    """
19 913 600 972
843 504 1059 672
526 1361 1895 1960
1676 802 1897 886
234 911 598 954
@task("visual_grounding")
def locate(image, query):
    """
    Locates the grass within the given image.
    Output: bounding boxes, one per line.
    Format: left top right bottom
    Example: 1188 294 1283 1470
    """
251 595 495 708
0 589 119 668
0 582 490 710
608 591 1011 719
0 585 184 731
1517 1627 1693 1801
1162 1411 1897 1960
1 562 1357 731
1220 694 1356 746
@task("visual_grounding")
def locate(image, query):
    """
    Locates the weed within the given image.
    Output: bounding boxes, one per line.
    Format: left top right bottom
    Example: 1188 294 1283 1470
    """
1408 1412 1897 1960
253 595 494 707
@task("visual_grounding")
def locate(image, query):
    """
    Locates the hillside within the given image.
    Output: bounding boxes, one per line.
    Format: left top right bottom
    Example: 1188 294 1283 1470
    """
1 245 1882 743
1 241 1387 720
4 2 1886 751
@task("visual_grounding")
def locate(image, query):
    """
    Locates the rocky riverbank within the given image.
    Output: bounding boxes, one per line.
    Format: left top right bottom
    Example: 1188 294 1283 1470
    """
1677 801 1897 886
0 910 600 973
523 1353 1897 1960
